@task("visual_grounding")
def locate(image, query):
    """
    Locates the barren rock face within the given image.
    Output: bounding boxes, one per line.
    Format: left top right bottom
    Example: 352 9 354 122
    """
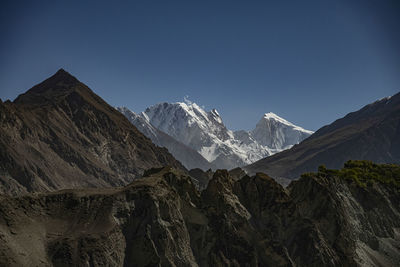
0 165 399 266
0 69 185 195
0 168 198 266
289 172 400 266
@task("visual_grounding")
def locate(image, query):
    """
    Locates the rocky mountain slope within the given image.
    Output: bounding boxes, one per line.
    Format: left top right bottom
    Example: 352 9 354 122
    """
0 162 398 266
117 107 214 170
0 69 185 195
121 101 312 170
245 93 400 180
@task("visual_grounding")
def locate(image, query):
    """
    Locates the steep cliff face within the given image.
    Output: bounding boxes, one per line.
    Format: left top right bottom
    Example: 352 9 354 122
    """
0 164 398 266
289 164 400 266
0 69 185 195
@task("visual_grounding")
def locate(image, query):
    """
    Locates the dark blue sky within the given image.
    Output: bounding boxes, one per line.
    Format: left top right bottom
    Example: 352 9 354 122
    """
1 0 399 131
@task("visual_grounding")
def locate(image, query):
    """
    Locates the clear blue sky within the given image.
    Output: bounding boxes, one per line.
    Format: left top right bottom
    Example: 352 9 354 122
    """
0 0 399 131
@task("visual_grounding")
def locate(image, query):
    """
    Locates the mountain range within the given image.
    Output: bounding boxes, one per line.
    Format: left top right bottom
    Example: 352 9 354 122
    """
245 93 400 181
0 69 399 266
1 69 398 189
118 102 313 170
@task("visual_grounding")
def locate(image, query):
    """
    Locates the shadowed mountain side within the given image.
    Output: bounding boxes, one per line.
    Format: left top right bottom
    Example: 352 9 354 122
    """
245 92 400 180
0 69 185 195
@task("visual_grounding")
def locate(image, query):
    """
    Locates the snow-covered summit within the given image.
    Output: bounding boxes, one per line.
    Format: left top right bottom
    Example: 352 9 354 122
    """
117 97 314 170
249 113 314 150
117 106 214 170
263 112 287 121
130 100 314 169
141 101 233 161
262 112 314 134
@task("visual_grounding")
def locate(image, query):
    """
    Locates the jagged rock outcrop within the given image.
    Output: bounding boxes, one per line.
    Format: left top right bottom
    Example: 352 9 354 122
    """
188 168 214 190
228 167 247 181
188 167 246 191
0 69 185 195
0 163 398 266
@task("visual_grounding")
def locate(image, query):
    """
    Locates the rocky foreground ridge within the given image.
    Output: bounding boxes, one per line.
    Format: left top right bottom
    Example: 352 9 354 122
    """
0 161 399 266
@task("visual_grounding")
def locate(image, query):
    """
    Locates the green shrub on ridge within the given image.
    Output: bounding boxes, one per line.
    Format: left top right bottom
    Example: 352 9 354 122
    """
301 160 400 188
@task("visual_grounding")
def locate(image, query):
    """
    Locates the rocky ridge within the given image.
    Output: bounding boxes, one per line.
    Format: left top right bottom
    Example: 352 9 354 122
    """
0 163 398 266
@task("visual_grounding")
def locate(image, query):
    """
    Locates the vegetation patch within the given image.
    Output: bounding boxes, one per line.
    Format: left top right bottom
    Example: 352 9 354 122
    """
301 160 400 188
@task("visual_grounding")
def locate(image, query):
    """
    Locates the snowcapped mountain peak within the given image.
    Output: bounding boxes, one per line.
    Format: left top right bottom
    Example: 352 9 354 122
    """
118 100 314 170
250 113 314 149
117 106 214 170
261 112 313 134
262 112 297 128
263 112 291 124
140 101 232 155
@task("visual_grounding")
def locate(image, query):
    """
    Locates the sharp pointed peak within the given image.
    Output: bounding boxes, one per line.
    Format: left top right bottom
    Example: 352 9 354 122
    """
14 68 83 104
36 68 80 89
55 68 68 74
261 112 297 126
259 112 314 134
262 112 287 121
49 68 79 84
